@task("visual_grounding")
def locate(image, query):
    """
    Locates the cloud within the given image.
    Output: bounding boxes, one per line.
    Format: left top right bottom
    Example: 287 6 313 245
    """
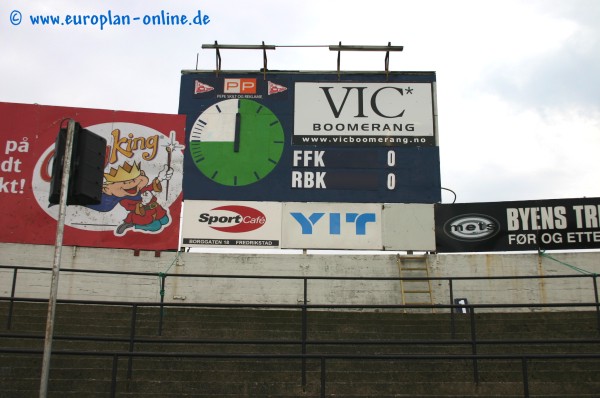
480 0 600 113
1 0 598 206
439 90 600 202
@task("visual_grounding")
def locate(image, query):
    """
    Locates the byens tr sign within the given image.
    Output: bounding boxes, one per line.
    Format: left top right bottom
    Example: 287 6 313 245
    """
435 198 600 252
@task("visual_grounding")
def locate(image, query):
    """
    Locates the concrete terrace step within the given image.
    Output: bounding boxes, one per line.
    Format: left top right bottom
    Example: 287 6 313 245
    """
6 302 597 340
1 302 600 397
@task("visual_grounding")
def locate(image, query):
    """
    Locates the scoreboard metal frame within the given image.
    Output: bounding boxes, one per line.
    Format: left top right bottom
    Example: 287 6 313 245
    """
178 70 441 203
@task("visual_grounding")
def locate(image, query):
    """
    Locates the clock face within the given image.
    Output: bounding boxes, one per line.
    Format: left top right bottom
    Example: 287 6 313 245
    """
189 99 285 186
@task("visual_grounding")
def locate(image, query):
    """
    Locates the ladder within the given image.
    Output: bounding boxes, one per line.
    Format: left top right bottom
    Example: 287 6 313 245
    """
396 254 434 313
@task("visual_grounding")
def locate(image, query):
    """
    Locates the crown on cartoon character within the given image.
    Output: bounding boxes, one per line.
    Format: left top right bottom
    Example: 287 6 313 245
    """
104 161 141 183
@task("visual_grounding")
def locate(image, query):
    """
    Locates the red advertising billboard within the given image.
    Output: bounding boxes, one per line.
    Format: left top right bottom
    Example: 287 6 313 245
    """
0 102 185 251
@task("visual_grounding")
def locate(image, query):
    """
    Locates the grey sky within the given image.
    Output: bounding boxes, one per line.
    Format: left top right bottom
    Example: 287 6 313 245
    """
1 0 598 204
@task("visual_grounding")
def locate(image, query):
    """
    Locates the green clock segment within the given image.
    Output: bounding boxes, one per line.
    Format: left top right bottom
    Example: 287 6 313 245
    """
189 99 285 186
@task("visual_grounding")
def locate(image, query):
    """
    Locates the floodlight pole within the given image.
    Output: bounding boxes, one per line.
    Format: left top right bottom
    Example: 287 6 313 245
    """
39 119 76 398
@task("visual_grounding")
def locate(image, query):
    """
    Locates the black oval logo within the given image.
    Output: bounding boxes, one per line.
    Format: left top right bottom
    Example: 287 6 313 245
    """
443 214 500 241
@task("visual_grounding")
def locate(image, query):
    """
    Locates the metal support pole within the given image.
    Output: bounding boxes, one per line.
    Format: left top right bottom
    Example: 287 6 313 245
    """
6 268 18 330
127 304 138 379
301 278 308 388
39 119 76 398
449 278 455 338
110 354 119 398
320 357 326 398
469 306 479 384
593 275 600 332
521 357 530 397
158 274 166 336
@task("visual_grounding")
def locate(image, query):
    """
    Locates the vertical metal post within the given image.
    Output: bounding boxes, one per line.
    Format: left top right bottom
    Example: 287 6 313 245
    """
128 304 138 379
320 357 326 398
158 274 166 336
110 354 119 398
469 306 479 384
592 275 600 332
39 119 76 398
449 278 455 338
521 357 530 398
301 278 308 388
6 268 18 330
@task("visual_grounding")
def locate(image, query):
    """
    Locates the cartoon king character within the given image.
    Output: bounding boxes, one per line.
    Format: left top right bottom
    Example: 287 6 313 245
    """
88 161 173 235
116 186 170 235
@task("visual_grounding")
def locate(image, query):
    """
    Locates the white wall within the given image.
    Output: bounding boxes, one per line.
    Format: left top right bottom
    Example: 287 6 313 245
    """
1 243 598 312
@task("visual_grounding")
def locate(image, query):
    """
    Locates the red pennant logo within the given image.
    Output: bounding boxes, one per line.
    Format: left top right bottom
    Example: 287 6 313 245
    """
194 81 214 94
268 81 287 95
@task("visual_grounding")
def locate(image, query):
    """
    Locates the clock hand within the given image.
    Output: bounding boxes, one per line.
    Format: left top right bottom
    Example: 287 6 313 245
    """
234 112 241 153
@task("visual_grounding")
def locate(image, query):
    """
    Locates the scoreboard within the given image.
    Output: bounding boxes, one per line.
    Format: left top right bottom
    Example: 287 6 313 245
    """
178 70 441 203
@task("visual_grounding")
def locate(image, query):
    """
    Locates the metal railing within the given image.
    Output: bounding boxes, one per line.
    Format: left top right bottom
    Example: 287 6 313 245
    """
2 264 599 333
2 343 600 397
1 264 600 397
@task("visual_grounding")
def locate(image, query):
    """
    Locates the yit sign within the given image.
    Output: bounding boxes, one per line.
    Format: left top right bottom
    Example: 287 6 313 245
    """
179 70 440 204
282 203 382 250
290 212 377 235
